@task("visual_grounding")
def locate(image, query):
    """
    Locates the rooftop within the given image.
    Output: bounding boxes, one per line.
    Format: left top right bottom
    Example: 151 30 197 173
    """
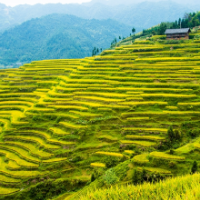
165 28 191 34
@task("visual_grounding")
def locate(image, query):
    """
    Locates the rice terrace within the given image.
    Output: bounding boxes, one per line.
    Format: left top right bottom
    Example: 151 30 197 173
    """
2 14 200 200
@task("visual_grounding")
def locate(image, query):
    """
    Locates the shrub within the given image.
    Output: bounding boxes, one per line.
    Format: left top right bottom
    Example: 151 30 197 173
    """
103 168 119 185
191 161 198 174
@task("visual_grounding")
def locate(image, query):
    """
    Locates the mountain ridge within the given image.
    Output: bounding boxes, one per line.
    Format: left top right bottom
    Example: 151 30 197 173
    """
0 13 131 67
0 0 198 33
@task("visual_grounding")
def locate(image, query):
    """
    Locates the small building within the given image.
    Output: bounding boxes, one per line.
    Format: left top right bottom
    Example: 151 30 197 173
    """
165 28 191 40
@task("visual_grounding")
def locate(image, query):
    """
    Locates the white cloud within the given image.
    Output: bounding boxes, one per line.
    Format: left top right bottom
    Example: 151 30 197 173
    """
0 0 92 7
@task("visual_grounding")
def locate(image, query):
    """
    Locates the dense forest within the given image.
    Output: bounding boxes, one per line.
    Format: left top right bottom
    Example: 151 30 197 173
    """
125 11 200 42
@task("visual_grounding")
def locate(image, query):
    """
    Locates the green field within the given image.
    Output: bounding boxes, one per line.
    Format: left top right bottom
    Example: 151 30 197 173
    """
1 28 200 200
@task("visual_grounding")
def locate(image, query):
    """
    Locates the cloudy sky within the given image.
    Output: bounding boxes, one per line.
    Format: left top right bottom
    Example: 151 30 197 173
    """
0 0 92 7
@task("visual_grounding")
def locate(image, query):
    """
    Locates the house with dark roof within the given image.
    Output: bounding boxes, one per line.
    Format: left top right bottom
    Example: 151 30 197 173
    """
165 28 191 40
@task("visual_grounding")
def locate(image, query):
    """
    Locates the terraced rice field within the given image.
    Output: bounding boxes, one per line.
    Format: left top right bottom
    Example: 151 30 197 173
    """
1 35 200 198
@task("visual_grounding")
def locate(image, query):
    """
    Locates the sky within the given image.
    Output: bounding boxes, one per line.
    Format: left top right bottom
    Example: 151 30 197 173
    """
0 0 92 7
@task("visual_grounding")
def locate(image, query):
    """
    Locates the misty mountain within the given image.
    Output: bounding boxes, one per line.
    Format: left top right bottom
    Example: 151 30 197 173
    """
0 14 130 67
0 0 198 33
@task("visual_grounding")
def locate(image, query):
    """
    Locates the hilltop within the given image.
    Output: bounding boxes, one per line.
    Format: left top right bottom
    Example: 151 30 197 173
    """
1 22 200 200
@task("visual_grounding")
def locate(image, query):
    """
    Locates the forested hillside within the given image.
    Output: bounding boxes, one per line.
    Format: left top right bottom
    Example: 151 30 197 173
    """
0 14 130 67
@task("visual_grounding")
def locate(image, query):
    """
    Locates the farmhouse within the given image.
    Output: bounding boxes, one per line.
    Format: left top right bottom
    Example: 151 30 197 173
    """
165 28 191 40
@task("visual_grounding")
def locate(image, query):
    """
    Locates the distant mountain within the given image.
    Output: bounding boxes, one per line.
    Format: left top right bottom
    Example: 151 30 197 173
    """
0 14 131 67
0 0 198 33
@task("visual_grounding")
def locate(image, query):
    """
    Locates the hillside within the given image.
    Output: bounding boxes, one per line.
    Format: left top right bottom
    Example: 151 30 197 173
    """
0 0 198 33
0 28 200 199
79 173 200 199
0 14 130 67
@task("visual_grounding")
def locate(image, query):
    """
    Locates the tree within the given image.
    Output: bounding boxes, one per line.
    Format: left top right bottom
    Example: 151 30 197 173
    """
191 161 198 174
119 36 121 40
92 47 100 56
91 173 95 182
132 169 139 184
167 125 174 142
141 169 147 183
132 27 136 34
184 12 190 20
174 130 181 141
158 22 167 35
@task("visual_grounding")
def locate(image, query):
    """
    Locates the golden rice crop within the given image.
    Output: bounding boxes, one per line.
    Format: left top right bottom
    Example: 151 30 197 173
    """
0 174 20 183
140 93 196 98
74 92 129 98
59 76 119 84
150 152 185 161
120 140 157 147
17 130 51 139
125 135 165 141
122 127 168 133
144 167 171 174
4 136 60 150
26 108 55 113
124 150 135 155
119 101 168 106
42 157 67 163
74 95 124 103
37 81 58 85
166 106 178 110
133 73 198 77
178 102 200 106
95 151 124 158
77 174 200 200
0 148 39 168
4 141 52 159
0 93 37 98
52 105 88 111
0 187 19 195
117 87 193 92
0 144 40 163
126 117 150 121
0 101 33 107
49 127 70 136
133 153 149 164
48 139 75 146
136 56 200 62
90 163 106 168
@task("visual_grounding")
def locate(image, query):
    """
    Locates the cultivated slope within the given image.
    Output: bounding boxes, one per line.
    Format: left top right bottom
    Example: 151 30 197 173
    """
1 32 200 199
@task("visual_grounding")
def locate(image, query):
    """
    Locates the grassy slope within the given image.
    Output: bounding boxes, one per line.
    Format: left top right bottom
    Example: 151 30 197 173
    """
78 173 200 200
1 28 200 199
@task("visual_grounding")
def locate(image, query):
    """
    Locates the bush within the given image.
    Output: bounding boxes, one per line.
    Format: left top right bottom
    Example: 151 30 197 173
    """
169 161 177 168
103 168 119 185
191 161 198 174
